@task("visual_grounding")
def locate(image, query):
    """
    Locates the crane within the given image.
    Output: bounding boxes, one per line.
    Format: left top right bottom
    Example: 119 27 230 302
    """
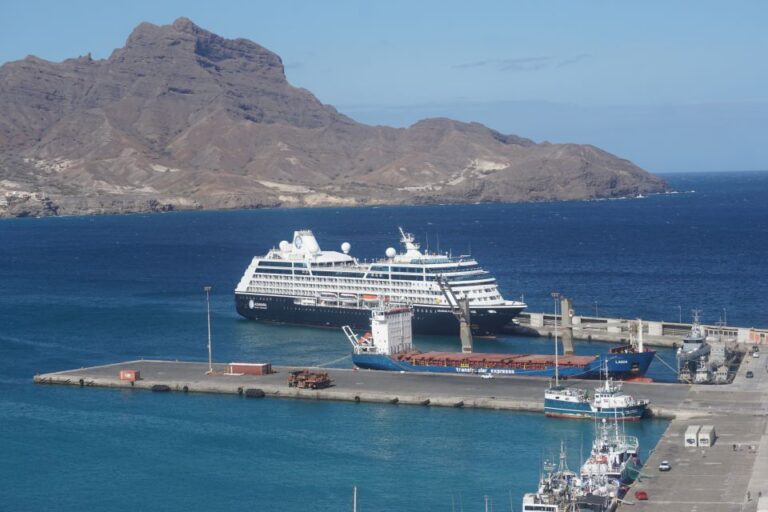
436 275 473 353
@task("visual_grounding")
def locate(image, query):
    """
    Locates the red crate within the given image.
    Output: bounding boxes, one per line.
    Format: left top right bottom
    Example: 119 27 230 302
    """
228 363 271 375
119 370 140 382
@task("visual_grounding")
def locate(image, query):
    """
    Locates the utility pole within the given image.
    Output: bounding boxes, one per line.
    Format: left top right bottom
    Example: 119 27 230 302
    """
204 285 213 374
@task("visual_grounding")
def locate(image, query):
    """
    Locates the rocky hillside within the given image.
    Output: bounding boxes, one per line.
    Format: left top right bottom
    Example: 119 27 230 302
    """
0 18 667 217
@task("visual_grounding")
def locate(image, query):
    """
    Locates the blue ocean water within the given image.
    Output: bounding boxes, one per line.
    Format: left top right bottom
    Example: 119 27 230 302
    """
1 171 766 511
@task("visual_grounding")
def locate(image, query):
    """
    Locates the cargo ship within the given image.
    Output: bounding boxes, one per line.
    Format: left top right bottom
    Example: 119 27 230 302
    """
234 228 526 336
343 307 655 379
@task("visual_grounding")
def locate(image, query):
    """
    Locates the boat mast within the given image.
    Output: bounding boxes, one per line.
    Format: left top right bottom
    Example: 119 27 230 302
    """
552 292 560 386
204 285 213 374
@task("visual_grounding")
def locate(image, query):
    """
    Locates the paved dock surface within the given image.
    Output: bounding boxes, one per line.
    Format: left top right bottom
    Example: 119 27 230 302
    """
35 358 768 511
628 352 768 512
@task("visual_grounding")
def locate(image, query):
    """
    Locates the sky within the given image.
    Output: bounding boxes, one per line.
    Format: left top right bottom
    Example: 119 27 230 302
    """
1 0 766 173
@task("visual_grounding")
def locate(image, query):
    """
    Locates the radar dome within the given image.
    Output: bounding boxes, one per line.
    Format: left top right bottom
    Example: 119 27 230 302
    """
341 242 351 254
385 247 397 259
279 240 290 252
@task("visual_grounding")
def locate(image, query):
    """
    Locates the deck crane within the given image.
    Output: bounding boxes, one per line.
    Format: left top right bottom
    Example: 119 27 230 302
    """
436 275 474 353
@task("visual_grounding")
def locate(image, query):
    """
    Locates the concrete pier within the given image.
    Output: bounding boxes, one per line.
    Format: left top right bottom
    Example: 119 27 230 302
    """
34 356 768 511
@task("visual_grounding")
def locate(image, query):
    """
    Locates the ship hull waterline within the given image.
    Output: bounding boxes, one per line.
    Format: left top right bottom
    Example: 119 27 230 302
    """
235 293 525 336
543 401 649 421
351 351 656 380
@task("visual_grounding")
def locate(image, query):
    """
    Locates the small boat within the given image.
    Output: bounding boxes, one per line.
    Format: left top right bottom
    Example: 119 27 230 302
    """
677 311 711 381
581 418 642 486
522 442 580 512
545 368 650 421
522 441 618 512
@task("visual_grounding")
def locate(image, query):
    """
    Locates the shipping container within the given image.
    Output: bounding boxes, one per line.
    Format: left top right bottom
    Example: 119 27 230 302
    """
684 425 701 447
119 370 140 382
698 425 716 447
228 362 272 375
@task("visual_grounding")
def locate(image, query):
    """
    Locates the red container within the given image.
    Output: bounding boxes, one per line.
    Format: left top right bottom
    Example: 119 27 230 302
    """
119 369 140 382
228 363 272 376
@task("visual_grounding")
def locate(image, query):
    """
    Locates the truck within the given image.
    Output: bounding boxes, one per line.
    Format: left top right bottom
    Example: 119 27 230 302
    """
287 370 332 390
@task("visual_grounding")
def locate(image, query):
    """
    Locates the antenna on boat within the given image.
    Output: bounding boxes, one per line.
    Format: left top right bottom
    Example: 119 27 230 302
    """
352 486 357 512
204 285 213 374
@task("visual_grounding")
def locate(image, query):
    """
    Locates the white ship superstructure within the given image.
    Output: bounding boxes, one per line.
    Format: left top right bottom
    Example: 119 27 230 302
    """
234 228 526 335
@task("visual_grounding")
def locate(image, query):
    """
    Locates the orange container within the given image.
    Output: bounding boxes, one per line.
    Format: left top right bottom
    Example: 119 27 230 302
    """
228 363 271 375
119 369 140 381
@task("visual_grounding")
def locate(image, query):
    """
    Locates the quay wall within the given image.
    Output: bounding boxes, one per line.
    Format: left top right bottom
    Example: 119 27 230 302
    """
513 312 768 348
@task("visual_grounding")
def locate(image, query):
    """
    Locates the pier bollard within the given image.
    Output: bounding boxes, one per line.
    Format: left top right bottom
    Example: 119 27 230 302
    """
354 395 360 403
454 401 464 408
390 397 399 404
182 385 189 393
420 399 430 406
151 384 171 392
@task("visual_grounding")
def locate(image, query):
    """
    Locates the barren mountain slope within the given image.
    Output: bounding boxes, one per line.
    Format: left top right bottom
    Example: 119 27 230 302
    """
0 17 667 217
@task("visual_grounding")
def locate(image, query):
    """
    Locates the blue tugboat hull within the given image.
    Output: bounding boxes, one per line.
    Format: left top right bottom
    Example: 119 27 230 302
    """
543 399 648 421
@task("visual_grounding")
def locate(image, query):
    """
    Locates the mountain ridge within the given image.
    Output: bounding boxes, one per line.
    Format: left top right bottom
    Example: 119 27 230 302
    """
0 17 667 218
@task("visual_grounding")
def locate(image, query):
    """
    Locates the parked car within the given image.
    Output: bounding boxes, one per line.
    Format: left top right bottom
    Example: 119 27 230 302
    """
658 460 672 472
746 371 754 378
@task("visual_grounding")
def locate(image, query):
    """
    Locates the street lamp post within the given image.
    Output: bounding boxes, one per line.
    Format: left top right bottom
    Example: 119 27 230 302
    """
204 285 213 374
552 291 561 386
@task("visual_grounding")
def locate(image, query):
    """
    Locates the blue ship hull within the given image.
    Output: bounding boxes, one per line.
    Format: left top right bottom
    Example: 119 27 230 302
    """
543 399 648 421
352 350 655 379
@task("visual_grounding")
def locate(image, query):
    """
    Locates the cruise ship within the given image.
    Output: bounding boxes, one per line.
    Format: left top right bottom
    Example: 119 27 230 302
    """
234 228 527 335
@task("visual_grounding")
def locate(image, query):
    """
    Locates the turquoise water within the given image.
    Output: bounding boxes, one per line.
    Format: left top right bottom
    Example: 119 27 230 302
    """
3 171 767 510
